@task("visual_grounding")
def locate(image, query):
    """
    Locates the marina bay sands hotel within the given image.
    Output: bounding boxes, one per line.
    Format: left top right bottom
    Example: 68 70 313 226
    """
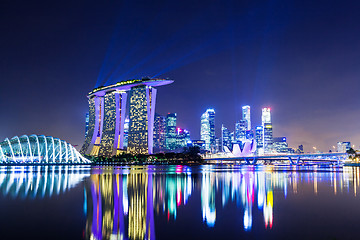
80 78 173 157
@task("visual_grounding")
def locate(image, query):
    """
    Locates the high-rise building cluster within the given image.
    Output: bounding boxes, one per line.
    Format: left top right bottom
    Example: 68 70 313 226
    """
200 106 293 155
81 78 174 157
81 77 296 157
152 112 191 152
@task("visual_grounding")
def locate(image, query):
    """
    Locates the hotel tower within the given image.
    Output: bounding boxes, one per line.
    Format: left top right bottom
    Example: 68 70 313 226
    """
80 78 173 156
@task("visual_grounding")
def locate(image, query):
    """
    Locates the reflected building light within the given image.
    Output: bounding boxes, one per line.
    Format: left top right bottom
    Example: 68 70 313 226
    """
201 172 216 227
82 165 360 238
243 206 252 231
123 176 128 215
257 173 265 209
84 188 87 216
0 166 88 199
314 172 318 195
284 176 287 199
177 178 182 207
263 191 273 229
167 178 177 219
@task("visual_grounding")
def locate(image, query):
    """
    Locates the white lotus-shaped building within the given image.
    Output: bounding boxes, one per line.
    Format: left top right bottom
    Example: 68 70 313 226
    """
0 135 90 164
224 140 257 157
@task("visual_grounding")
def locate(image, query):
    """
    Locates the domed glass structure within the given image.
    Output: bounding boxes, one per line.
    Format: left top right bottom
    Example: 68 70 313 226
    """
0 135 90 164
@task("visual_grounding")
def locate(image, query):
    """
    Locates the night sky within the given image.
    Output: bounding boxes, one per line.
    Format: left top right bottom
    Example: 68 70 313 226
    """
1 0 360 152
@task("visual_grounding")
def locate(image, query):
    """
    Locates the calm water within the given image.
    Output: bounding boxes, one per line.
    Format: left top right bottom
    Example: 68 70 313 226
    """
0 165 360 240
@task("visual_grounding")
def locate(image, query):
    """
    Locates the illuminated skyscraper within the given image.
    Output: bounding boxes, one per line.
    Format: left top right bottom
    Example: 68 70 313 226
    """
235 120 247 142
255 126 264 154
99 91 128 156
176 128 191 149
127 86 157 154
81 78 173 156
261 108 272 154
153 114 166 152
337 141 351 152
201 109 215 152
262 108 271 126
242 105 251 130
165 113 177 150
273 137 289 153
263 123 273 153
221 125 231 151
246 130 254 140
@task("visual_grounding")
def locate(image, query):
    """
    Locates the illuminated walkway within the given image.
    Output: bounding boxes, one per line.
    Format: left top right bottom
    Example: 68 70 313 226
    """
206 152 349 165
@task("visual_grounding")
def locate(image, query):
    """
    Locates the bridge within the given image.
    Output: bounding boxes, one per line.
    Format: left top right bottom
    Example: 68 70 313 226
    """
205 152 349 165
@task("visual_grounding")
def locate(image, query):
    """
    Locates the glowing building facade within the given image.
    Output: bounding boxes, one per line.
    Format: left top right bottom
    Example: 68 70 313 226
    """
221 125 231 151
201 109 215 152
81 78 173 156
176 128 191 148
261 108 273 154
337 141 351 153
273 137 289 153
242 105 251 130
262 108 271 126
165 113 177 150
153 114 166 152
235 120 247 142
255 126 264 155
263 123 273 153
127 86 156 154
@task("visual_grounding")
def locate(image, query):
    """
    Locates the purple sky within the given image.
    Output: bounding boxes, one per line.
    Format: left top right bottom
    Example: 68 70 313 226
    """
1 0 360 152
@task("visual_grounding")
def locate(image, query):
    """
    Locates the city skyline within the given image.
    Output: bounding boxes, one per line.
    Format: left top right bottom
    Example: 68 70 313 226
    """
1 0 360 152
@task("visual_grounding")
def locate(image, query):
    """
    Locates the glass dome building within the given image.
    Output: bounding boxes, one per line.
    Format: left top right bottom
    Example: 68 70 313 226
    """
0 135 90 164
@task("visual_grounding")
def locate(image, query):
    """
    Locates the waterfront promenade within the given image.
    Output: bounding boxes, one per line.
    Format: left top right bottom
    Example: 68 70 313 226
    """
205 152 349 165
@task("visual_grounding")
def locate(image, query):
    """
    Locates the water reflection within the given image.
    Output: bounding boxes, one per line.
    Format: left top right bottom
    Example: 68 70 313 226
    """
0 165 90 198
85 165 360 240
85 166 192 240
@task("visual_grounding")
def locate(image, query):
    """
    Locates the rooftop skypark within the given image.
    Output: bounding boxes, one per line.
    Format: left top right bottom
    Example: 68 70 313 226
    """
89 77 174 97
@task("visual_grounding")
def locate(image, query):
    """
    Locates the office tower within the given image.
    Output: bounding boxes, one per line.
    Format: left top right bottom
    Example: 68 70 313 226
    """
337 142 351 152
246 130 254 140
242 105 251 130
192 140 206 150
215 138 221 153
262 108 271 126
230 131 235 143
255 126 264 155
166 113 177 150
273 137 289 153
183 129 191 144
153 114 166 152
200 109 215 152
263 123 273 153
176 128 191 149
235 120 247 142
261 108 272 154
85 112 89 139
221 125 231 151
81 78 173 156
